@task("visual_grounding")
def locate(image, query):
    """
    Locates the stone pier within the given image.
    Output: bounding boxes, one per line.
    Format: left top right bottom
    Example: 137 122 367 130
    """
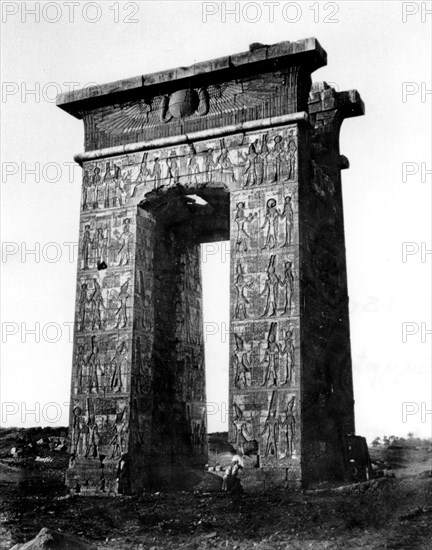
57 38 364 494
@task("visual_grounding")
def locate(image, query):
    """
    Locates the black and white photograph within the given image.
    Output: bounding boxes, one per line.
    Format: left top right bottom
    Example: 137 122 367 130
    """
1 1 431 548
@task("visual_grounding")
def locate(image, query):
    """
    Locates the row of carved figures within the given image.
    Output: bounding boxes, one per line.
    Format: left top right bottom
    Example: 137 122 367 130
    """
71 401 207 463
75 336 128 395
81 132 297 210
175 294 203 346
71 406 128 460
75 335 150 397
234 255 294 320
235 195 294 252
77 277 130 332
233 392 296 459
79 193 294 273
80 217 134 270
233 322 295 389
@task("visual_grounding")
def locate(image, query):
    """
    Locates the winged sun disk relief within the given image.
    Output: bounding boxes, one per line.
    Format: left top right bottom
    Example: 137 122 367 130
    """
160 88 210 123
95 80 282 135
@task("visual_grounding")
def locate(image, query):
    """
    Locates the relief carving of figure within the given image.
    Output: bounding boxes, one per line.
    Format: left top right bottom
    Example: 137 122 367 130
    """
260 255 281 318
261 322 281 387
115 279 130 329
256 133 270 184
233 403 253 455
71 406 84 455
183 296 194 344
114 164 125 207
281 196 294 247
85 414 100 459
239 141 258 187
78 283 89 332
89 279 105 331
166 151 180 186
279 396 296 458
234 202 257 253
233 334 252 389
281 260 294 315
216 138 236 184
260 391 279 457
81 225 93 270
261 198 281 250
269 135 284 183
109 409 128 459
93 165 103 209
133 336 149 395
87 335 104 394
191 249 201 291
82 169 93 211
191 409 207 456
286 131 297 180
75 344 86 393
94 227 108 269
239 134 269 187
234 261 253 320
110 340 128 393
102 161 114 208
116 218 133 266
202 148 217 183
152 156 162 189
281 328 295 386
187 144 200 186
131 152 151 198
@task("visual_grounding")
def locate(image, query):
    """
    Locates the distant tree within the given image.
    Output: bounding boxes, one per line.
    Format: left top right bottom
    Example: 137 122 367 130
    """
407 432 414 440
371 437 381 447
382 435 390 445
389 435 398 445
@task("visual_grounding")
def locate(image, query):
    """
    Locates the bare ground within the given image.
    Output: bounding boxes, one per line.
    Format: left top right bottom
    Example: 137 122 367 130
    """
0 434 431 550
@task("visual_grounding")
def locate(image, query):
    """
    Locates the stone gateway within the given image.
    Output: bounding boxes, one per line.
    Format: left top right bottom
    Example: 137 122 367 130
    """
57 38 365 494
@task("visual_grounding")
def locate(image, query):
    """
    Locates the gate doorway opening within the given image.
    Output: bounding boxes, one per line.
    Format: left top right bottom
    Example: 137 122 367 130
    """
201 241 230 436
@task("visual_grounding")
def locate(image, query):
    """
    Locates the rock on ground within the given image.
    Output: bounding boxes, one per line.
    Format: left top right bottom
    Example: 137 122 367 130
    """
9 527 97 550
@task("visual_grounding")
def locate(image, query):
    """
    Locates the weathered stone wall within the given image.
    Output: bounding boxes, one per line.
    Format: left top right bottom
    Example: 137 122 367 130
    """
228 124 302 486
297 84 362 483
67 205 140 494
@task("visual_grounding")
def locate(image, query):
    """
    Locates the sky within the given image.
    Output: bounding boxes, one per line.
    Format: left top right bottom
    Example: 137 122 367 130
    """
1 0 431 442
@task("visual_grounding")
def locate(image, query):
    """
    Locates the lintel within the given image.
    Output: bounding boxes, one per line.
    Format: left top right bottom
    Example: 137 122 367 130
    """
73 112 309 165
57 38 327 120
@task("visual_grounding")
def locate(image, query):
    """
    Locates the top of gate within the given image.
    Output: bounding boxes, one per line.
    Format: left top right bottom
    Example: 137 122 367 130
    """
57 38 326 119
